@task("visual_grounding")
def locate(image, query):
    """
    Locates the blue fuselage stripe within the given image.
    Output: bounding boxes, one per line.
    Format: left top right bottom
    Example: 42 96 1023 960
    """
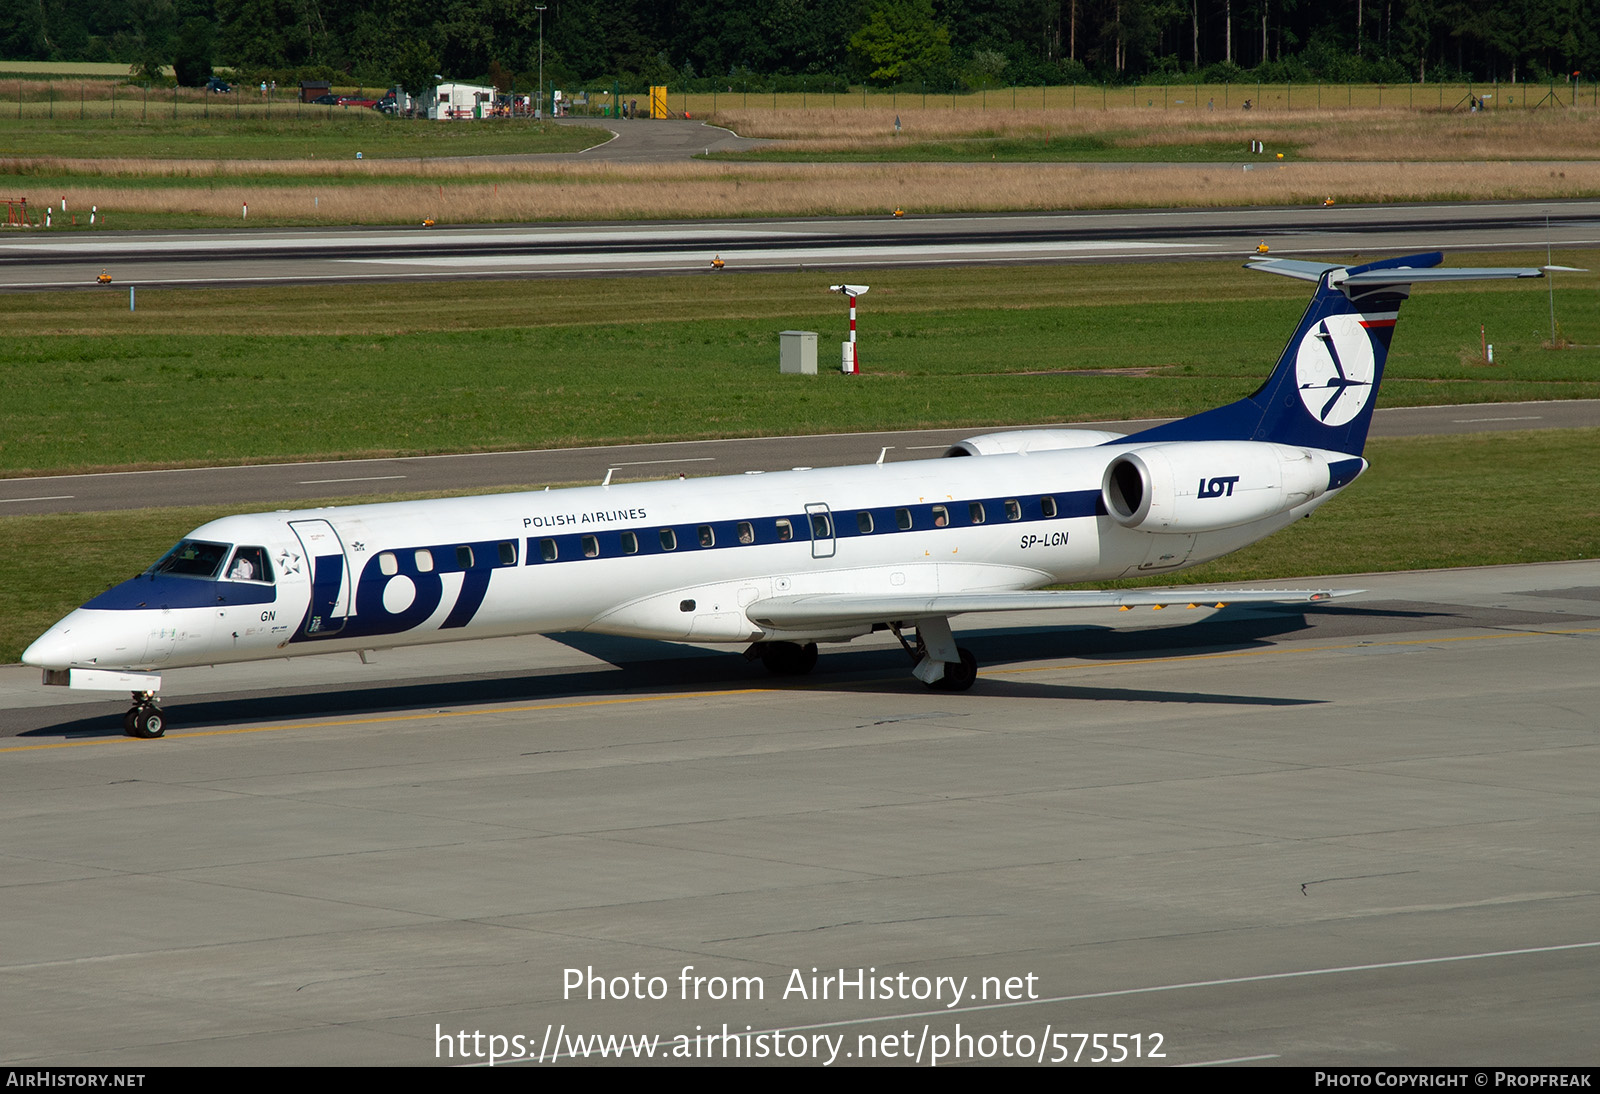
522 489 1101 564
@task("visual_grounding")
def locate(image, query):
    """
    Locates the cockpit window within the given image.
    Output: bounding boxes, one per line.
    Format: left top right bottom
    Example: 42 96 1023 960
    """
227 546 273 583
150 539 229 579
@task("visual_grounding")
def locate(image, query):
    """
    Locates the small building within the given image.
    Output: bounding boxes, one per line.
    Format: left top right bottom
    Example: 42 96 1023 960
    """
421 81 497 120
299 80 331 103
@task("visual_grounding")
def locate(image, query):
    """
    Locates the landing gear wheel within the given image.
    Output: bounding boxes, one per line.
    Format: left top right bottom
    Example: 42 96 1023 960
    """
926 648 978 692
125 705 166 739
759 641 819 676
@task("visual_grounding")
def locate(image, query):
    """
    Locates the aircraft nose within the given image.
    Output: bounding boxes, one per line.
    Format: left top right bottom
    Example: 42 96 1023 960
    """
22 624 75 669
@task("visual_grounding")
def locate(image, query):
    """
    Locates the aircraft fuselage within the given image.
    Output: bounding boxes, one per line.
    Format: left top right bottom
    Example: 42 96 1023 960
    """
24 442 1340 674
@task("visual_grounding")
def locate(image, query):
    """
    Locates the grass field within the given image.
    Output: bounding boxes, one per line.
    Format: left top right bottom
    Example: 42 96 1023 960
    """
0 63 146 77
6 259 1596 476
704 106 1600 163
3 427 1596 665
0 110 602 160
705 134 1281 163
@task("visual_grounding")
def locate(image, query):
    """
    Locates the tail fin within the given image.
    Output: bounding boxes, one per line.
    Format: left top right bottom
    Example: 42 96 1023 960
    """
1117 252 1542 457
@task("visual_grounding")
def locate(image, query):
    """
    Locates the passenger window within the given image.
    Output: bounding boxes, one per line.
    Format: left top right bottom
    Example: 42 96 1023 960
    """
660 528 677 551
810 512 833 538
931 505 949 528
415 549 434 572
498 541 517 565
896 508 913 530
1040 496 1058 518
737 521 754 544
776 519 793 542
621 531 638 555
456 545 474 569
227 546 272 582
378 551 398 576
540 538 558 562
698 525 715 548
857 511 874 534
1004 499 1021 521
582 535 599 558
969 502 986 524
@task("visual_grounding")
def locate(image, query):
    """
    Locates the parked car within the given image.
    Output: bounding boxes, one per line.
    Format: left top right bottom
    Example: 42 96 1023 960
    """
205 78 232 93
373 86 416 116
308 93 339 105
338 97 378 109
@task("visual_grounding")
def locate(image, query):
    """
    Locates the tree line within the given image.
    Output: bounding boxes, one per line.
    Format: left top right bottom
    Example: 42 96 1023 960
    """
6 0 1597 94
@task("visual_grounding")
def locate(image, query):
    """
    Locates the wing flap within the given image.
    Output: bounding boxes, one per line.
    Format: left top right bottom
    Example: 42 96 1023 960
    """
747 588 1357 630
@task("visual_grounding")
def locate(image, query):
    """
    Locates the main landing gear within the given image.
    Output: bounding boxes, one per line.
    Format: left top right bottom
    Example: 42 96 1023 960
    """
123 691 166 739
747 622 979 692
750 641 819 676
889 623 978 692
926 646 978 692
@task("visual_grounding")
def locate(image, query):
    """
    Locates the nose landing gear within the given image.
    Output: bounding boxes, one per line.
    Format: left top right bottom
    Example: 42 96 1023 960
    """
124 691 166 738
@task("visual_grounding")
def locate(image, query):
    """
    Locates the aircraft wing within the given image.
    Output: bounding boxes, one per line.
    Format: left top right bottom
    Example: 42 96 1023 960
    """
746 588 1357 630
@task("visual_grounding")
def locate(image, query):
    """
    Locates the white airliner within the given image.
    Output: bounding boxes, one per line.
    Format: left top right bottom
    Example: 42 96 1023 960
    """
24 253 1541 737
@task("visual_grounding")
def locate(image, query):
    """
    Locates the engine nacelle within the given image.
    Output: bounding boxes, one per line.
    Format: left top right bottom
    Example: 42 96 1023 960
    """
1101 441 1342 533
944 428 1126 457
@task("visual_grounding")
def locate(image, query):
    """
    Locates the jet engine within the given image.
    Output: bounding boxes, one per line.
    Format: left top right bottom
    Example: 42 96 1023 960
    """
1101 441 1338 533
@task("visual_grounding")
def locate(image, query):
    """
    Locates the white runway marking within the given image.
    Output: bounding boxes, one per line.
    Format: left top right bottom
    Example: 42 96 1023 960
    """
608 457 716 467
296 475 408 484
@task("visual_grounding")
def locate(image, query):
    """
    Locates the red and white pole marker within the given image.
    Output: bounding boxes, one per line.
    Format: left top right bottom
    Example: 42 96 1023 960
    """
830 283 869 374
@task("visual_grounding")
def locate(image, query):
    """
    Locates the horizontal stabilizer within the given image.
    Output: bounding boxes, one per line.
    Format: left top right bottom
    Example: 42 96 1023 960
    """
1341 266 1543 285
1242 258 1342 282
1247 253 1544 293
748 588 1358 630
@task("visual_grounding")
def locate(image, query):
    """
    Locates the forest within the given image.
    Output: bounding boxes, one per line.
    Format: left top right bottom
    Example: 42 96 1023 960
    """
5 0 1597 94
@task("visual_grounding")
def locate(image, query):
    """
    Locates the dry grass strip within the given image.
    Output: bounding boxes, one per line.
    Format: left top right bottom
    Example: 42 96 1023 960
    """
709 106 1600 161
27 160 1598 223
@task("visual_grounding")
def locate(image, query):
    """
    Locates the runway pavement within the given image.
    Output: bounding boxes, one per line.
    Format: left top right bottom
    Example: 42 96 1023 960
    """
1 559 1596 1066
4 199 1599 290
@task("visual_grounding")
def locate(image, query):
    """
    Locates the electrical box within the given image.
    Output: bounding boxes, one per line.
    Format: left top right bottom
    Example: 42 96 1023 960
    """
780 331 818 375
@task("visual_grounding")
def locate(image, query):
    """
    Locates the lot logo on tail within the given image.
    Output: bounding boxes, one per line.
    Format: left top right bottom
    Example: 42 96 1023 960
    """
1295 315 1376 427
